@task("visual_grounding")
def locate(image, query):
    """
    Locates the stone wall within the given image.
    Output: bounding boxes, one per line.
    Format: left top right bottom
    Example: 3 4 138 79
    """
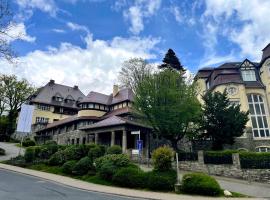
179 151 270 184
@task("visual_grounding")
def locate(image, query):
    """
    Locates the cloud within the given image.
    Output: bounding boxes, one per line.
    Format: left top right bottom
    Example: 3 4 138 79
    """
203 0 270 61
122 0 162 35
16 0 58 17
52 29 66 33
1 22 36 43
171 6 183 24
66 22 89 34
0 34 160 94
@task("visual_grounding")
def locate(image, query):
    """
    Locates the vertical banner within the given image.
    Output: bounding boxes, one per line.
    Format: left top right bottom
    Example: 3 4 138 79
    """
16 104 35 135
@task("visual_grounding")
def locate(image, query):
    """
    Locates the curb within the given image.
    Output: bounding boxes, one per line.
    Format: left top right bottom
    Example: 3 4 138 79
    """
0 164 259 200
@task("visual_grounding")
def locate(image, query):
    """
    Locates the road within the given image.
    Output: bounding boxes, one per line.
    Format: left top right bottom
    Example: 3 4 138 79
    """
0 169 143 200
0 142 24 161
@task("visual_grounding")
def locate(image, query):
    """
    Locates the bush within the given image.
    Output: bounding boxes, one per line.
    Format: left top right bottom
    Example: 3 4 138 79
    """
48 151 66 166
39 146 51 159
88 146 104 161
181 173 222 196
106 145 122 155
22 139 36 147
0 147 5 155
62 160 77 174
6 156 27 167
204 150 238 164
64 145 89 161
146 170 177 191
33 146 42 158
98 161 117 181
45 140 57 146
24 147 36 163
240 152 270 169
152 146 174 171
112 166 146 188
73 156 93 175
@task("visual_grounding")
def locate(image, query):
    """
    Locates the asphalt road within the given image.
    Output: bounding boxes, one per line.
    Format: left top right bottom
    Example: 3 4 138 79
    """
0 169 143 200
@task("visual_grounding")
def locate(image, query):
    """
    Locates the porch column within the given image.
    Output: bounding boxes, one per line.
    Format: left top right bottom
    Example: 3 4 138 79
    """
95 133 99 144
111 131 115 146
122 130 127 153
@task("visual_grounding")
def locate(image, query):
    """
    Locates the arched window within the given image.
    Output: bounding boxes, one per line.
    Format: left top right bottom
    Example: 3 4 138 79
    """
247 94 269 138
256 146 270 152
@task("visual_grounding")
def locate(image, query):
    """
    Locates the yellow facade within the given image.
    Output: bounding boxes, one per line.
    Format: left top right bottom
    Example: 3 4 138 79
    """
78 109 106 117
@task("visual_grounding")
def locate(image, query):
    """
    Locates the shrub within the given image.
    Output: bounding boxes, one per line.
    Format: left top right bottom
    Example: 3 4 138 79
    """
146 170 177 191
181 173 222 196
48 151 66 166
6 156 27 167
152 146 174 171
73 156 93 175
0 147 5 155
204 150 238 164
62 160 77 174
22 139 36 147
45 142 58 155
240 152 270 169
24 147 36 163
45 140 57 146
106 145 122 155
112 166 145 188
88 146 104 161
98 161 117 181
39 147 51 159
33 146 42 158
58 145 68 151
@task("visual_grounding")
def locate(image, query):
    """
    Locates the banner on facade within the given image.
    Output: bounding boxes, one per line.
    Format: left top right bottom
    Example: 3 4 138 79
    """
16 104 35 135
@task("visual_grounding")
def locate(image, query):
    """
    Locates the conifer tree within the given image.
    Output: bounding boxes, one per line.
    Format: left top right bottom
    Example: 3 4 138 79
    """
159 49 185 72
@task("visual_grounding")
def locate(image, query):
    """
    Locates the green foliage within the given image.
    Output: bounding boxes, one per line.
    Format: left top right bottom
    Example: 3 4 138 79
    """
63 145 88 161
133 69 201 150
181 173 222 196
0 147 5 155
62 160 77 174
112 166 145 188
146 170 177 191
48 151 66 166
240 152 270 169
106 145 122 155
22 138 36 147
5 155 27 167
159 49 185 72
200 91 249 150
88 145 104 161
73 157 93 175
25 146 36 163
204 150 238 164
152 146 174 171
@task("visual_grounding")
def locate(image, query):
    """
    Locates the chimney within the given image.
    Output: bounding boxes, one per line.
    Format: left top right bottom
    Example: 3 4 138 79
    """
113 85 119 97
49 79 55 85
73 85 78 90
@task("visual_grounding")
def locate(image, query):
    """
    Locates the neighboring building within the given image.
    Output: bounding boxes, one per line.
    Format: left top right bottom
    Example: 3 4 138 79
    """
35 85 152 156
27 79 85 133
195 43 270 152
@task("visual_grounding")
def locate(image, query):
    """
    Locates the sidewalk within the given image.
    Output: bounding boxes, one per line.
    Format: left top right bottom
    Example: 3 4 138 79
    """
140 165 270 198
0 142 24 161
0 164 259 200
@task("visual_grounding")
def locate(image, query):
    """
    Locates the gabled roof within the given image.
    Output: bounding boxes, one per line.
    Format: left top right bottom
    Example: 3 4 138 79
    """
111 88 134 104
30 80 85 109
261 43 270 64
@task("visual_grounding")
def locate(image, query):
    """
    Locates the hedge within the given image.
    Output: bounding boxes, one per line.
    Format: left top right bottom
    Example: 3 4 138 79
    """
177 152 198 161
106 145 122 155
62 160 76 174
204 150 238 165
181 173 222 196
146 170 177 191
22 139 36 147
240 152 270 169
73 156 92 175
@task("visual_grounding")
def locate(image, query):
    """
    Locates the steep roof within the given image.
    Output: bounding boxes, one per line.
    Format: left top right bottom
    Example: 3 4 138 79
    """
30 80 85 109
261 43 270 64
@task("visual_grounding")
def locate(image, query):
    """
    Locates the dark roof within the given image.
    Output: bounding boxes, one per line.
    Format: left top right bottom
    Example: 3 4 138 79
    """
102 107 132 119
261 43 270 63
80 116 151 130
30 80 85 109
78 88 133 105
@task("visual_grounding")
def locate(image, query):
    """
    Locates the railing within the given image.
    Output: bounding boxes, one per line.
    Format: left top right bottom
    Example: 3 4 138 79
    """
178 152 198 161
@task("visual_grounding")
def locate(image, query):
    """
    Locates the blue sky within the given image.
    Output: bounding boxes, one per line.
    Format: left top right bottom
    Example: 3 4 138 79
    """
1 0 270 94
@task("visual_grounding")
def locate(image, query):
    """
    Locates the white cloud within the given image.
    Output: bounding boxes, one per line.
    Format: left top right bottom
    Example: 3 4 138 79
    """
123 0 162 35
0 34 160 94
66 22 89 34
171 6 183 23
52 29 66 33
1 22 36 43
203 0 270 61
16 0 58 17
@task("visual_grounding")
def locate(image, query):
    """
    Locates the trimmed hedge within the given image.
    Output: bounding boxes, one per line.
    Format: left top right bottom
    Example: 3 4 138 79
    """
73 156 92 175
0 147 5 155
63 145 88 161
106 145 122 155
22 139 36 147
48 151 66 166
240 152 270 169
181 173 222 196
146 170 177 191
88 146 104 161
204 150 238 164
152 146 174 171
62 160 77 174
177 152 198 161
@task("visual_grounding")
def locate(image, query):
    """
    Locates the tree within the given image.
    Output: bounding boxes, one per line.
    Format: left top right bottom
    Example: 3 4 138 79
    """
133 69 201 150
159 49 185 72
118 58 153 92
200 91 249 150
0 0 15 62
0 74 35 140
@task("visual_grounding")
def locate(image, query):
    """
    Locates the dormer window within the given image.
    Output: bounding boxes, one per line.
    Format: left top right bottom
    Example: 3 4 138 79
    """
240 59 256 81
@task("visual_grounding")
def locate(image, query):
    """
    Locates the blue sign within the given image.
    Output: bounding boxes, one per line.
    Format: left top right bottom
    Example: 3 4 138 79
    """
136 140 143 151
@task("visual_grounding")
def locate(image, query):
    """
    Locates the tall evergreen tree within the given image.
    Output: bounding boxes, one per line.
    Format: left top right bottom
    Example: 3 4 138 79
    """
159 49 185 72
200 91 249 150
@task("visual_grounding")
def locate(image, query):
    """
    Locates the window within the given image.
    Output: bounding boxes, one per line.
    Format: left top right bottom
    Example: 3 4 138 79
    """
229 99 240 106
256 147 270 152
36 117 49 123
55 96 63 102
88 103 94 109
241 70 256 81
37 104 50 111
247 94 269 138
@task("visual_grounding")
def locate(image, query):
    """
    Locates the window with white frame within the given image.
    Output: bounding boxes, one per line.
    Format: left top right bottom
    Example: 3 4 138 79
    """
256 146 270 152
247 94 270 138
36 117 49 123
241 70 256 81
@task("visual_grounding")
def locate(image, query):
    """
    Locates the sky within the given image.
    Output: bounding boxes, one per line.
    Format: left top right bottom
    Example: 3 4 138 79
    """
0 0 270 94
